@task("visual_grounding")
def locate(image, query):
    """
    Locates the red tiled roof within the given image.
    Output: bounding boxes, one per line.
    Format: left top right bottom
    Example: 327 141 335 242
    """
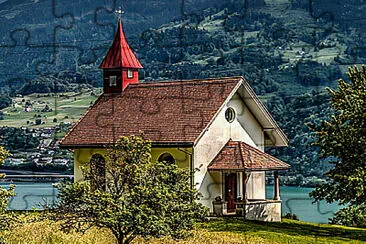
59 77 241 147
208 140 290 171
99 19 143 69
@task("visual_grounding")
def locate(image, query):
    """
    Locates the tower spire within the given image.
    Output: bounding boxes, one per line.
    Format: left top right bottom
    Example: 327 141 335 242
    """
99 18 143 93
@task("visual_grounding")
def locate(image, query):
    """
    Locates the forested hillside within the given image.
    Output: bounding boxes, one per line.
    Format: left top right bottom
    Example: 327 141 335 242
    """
0 0 365 178
131 0 365 177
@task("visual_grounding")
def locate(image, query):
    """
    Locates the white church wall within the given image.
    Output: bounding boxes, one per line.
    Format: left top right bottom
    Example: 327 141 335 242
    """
194 92 265 209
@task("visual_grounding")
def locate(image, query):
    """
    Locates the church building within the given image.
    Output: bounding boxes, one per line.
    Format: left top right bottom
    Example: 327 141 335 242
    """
60 19 290 221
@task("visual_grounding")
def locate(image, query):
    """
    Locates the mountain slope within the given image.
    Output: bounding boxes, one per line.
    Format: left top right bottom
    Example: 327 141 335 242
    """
1 0 366 177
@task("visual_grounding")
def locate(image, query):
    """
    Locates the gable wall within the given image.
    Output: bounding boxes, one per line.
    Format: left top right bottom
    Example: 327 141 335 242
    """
194 93 266 209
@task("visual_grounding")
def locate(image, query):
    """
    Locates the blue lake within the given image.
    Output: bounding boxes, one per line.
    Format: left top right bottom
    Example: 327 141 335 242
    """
0 182 341 224
266 185 341 223
0 182 59 210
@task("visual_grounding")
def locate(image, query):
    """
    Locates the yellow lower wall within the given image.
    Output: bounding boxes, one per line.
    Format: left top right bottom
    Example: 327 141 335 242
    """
73 147 192 182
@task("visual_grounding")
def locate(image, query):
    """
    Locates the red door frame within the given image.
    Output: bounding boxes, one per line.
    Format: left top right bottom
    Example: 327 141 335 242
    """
225 173 237 212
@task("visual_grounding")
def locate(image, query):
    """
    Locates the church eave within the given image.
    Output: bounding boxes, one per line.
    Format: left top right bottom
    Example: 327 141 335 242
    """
59 141 194 149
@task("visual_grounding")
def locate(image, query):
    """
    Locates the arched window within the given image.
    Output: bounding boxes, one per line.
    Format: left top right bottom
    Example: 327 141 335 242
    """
90 154 106 190
158 153 175 164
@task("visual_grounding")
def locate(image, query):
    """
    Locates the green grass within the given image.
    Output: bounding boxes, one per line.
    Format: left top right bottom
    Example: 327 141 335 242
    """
1 217 365 243
0 88 102 128
201 218 366 243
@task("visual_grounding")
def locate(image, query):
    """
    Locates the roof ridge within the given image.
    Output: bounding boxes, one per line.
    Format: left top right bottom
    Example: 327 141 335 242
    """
128 76 243 87
238 141 245 169
238 141 290 167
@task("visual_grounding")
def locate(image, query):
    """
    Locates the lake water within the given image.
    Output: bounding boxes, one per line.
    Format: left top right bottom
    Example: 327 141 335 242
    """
0 182 341 223
266 186 341 223
0 182 59 210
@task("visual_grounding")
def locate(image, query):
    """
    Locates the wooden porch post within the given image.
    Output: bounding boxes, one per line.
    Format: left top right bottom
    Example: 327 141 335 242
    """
243 171 248 203
273 170 280 200
222 172 225 201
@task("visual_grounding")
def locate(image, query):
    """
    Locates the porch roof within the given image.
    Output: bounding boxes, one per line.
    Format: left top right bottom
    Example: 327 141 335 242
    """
207 140 290 171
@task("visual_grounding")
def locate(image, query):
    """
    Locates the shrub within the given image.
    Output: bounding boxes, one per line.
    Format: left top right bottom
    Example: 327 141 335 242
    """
0 147 16 229
330 204 366 228
283 213 299 221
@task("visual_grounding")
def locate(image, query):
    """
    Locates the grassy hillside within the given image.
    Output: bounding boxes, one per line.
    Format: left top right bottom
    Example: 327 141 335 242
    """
0 88 101 128
1 218 365 243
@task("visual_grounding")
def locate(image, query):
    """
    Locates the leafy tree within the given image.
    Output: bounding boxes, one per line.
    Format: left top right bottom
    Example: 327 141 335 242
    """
330 204 366 228
47 135 208 244
35 118 42 125
0 147 15 228
309 66 366 227
0 95 11 110
1 127 40 151
42 104 52 112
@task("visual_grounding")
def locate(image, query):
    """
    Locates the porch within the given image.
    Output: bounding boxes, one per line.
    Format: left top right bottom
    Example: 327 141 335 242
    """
210 171 282 222
207 140 290 222
213 199 282 222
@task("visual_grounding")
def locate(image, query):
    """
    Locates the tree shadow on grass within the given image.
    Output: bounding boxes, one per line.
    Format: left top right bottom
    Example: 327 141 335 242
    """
202 218 366 242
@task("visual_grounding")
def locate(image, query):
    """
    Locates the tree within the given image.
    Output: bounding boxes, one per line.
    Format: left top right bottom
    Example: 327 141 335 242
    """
35 118 42 125
47 135 208 244
0 95 11 110
309 66 366 226
1 127 40 150
0 147 15 227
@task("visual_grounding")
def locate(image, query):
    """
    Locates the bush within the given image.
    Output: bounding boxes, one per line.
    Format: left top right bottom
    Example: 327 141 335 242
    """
0 95 11 110
283 213 299 220
330 204 366 228
0 147 16 228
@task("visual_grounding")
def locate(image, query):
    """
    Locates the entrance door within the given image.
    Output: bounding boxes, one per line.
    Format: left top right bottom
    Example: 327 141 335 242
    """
225 173 237 212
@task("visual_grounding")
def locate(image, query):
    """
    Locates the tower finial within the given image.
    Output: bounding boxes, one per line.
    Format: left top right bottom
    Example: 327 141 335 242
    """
115 6 124 20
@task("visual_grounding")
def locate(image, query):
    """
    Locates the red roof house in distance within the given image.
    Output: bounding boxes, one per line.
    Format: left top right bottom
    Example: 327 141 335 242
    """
60 19 290 222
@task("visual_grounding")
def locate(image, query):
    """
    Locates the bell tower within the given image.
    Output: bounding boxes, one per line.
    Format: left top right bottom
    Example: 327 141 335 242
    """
99 19 143 93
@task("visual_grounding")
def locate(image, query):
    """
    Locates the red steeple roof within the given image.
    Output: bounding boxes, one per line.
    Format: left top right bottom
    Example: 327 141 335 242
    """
99 19 143 69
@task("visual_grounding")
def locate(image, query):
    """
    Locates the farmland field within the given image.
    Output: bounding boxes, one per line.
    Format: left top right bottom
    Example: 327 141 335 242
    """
0 88 102 128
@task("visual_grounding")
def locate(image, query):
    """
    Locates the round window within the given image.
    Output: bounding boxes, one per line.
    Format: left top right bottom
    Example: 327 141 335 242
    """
225 107 236 123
